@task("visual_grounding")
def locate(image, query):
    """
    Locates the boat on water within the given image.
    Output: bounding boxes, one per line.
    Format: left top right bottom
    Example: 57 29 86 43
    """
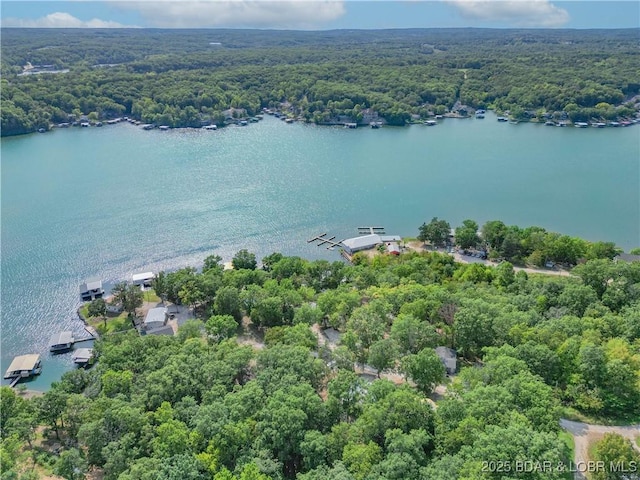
574 122 589 128
497 117 508 122
424 120 437 126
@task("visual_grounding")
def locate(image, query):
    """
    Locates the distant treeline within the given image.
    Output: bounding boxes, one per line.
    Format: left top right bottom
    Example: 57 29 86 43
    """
1 28 639 136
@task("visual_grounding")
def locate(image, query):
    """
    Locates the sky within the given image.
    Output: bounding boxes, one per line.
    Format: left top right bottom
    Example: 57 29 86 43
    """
1 1 638 30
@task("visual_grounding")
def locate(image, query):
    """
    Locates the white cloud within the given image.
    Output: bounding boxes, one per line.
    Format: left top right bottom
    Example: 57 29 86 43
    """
1 12 134 28
446 0 570 27
113 0 345 29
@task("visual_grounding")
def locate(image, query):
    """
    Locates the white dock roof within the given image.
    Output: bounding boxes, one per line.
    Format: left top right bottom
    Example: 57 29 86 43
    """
132 271 154 282
6 354 40 373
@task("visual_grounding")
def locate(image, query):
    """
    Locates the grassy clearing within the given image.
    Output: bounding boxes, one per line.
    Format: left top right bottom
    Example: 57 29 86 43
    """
80 303 131 334
561 407 640 426
558 429 575 479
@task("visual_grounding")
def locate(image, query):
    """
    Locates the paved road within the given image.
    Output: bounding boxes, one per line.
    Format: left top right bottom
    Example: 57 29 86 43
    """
560 419 640 479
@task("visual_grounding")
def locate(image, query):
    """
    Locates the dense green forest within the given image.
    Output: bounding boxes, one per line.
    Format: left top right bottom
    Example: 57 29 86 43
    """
1 28 639 135
2 218 640 479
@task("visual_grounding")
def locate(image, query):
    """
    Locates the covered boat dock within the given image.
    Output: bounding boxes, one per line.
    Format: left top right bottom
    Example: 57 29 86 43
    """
4 354 42 383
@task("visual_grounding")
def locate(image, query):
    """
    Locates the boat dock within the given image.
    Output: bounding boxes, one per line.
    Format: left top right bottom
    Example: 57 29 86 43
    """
4 354 42 385
357 226 386 235
308 233 343 250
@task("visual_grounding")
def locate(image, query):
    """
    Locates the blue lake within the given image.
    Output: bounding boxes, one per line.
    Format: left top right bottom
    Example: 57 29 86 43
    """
1 112 639 388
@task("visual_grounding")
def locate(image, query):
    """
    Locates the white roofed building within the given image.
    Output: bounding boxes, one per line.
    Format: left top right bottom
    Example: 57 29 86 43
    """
132 271 154 288
341 234 402 256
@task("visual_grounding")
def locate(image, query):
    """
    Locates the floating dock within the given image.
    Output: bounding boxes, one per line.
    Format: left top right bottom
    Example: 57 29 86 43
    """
308 233 343 250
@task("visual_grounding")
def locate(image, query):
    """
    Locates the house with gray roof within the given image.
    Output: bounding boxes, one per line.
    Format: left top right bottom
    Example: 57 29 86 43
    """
144 307 168 331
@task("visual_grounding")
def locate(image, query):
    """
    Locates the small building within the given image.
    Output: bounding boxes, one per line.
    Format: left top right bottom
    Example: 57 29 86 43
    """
49 331 74 352
4 354 42 379
132 272 154 288
80 278 104 301
72 348 94 366
386 243 401 255
435 346 457 375
144 307 168 331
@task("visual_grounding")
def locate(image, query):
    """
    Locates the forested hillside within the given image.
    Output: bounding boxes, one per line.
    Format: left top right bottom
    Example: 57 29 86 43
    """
2 234 639 479
1 28 638 135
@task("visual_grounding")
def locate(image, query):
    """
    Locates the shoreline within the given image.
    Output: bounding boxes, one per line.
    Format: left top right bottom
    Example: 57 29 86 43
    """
5 111 639 138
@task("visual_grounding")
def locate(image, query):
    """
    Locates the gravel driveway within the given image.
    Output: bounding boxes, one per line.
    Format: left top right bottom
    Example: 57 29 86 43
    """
560 418 640 479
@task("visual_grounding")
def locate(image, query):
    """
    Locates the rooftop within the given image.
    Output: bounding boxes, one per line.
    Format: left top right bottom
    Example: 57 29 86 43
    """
80 278 103 292
49 331 74 347
6 354 40 373
72 348 94 363
132 271 154 282
342 234 382 250
145 307 167 325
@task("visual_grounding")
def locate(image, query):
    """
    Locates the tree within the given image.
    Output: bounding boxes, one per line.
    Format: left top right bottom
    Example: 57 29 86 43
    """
481 220 507 250
206 314 239 343
454 220 479 250
367 338 398 377
87 297 107 327
590 433 640 480
587 241 621 260
53 448 88 480
418 217 451 247
111 281 144 327
400 348 445 394
251 296 284 329
214 286 243 321
203 254 224 274
232 249 257 270
152 271 168 304
493 261 515 288
342 442 383 480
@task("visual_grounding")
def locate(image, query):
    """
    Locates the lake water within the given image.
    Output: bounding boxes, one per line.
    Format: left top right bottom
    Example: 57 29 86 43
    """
1 112 639 388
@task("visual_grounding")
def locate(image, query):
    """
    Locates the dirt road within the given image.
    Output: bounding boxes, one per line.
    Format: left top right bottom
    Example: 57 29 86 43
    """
560 418 640 479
